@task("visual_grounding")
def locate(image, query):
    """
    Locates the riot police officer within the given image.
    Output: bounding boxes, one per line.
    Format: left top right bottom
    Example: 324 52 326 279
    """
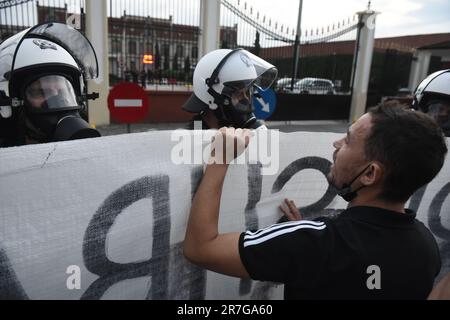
412 69 450 136
0 22 101 147
182 48 277 129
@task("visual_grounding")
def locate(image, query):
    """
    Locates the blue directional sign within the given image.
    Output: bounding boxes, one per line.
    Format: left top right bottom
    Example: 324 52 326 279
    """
253 87 277 120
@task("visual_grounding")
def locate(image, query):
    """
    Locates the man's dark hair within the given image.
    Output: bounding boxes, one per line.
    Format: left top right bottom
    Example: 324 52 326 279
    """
365 102 448 202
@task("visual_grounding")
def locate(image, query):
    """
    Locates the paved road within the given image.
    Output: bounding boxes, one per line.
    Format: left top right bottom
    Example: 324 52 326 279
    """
97 120 349 136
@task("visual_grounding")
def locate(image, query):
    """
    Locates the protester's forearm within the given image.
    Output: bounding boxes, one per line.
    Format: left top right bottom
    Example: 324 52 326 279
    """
184 163 229 259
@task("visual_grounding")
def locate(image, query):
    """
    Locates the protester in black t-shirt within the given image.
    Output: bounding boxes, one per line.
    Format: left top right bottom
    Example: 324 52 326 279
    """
183 102 448 299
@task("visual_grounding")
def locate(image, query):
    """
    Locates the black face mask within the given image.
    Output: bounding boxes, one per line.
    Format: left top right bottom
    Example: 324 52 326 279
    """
335 164 371 202
211 91 261 129
39 94 70 110
23 97 100 143
212 107 259 129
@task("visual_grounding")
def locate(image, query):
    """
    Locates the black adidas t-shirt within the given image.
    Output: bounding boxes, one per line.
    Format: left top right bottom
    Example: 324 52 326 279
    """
238 206 441 299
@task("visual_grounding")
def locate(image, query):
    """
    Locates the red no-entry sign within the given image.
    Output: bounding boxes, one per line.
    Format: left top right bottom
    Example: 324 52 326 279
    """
108 82 149 123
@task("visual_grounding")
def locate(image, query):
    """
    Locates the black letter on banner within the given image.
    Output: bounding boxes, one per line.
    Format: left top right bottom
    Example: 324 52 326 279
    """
187 166 207 299
240 163 263 296
167 166 206 300
0 247 29 299
428 182 450 240
271 157 337 216
428 182 450 278
408 185 427 213
81 175 170 300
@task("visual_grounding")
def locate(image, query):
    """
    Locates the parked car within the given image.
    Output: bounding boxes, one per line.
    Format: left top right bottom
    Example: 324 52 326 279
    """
275 77 301 92
289 77 336 95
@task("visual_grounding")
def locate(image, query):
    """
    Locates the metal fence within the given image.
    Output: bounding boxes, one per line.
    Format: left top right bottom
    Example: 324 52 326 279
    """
107 0 201 89
221 0 359 94
0 0 85 40
1 0 360 94
0 0 201 89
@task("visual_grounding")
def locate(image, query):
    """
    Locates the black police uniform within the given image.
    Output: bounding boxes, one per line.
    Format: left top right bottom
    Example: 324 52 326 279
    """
239 206 440 299
0 117 24 147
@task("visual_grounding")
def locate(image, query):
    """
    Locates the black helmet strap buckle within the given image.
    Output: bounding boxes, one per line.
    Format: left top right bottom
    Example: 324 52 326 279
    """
0 90 24 108
0 90 11 107
207 87 230 108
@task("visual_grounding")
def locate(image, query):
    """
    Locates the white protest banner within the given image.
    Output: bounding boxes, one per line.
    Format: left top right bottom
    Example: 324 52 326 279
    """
0 131 449 299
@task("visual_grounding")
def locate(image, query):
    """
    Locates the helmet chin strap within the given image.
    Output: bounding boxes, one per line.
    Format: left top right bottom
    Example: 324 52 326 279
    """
211 107 229 127
336 164 371 202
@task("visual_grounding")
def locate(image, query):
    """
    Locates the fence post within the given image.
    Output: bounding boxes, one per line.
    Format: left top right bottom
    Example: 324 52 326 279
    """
290 0 303 91
349 10 378 122
199 0 221 57
85 0 110 126
408 50 432 92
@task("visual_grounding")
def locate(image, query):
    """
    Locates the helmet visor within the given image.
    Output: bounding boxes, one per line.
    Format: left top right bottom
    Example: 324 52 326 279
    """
27 22 98 79
244 51 278 90
427 101 450 126
0 29 28 83
414 69 450 107
415 73 435 98
24 75 78 112
221 85 254 114
221 50 278 92
222 78 254 94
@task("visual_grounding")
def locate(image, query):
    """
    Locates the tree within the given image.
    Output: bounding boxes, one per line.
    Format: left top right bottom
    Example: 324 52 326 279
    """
184 56 191 82
251 31 261 56
154 42 161 70
221 39 229 49
173 51 179 71
164 45 170 71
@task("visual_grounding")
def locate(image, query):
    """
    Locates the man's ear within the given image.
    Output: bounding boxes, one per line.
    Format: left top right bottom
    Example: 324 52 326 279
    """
361 162 384 186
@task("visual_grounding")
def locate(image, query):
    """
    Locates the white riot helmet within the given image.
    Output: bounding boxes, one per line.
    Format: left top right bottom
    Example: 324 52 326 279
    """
182 48 277 128
412 69 450 136
0 22 100 144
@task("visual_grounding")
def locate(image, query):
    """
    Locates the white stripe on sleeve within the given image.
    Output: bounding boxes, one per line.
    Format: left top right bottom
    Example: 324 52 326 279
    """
245 220 325 240
243 223 326 248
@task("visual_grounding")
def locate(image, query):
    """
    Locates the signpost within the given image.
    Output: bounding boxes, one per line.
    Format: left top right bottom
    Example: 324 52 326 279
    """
108 82 149 133
253 87 277 120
